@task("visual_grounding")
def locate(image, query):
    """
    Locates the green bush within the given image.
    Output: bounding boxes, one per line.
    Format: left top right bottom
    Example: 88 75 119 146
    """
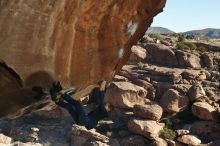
178 35 185 42
176 41 197 50
198 46 207 52
137 62 145 69
148 33 163 41
165 118 173 129
159 128 176 140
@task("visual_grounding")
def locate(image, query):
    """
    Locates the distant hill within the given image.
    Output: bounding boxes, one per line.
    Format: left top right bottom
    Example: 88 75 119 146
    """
184 28 220 38
146 27 175 34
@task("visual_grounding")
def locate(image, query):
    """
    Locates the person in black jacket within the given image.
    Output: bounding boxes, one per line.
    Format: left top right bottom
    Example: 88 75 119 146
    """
50 81 95 129
87 80 108 121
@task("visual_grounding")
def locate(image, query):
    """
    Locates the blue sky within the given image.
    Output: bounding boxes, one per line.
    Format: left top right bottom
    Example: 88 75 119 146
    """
152 0 220 32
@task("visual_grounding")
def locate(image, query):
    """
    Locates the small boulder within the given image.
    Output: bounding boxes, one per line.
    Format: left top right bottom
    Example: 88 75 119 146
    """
188 83 206 102
144 43 179 67
129 46 147 62
176 129 190 136
192 102 216 121
113 75 128 82
133 104 163 121
0 134 12 145
176 50 201 68
151 137 168 146
71 125 109 146
201 53 214 68
191 121 220 141
105 82 149 109
128 119 164 140
177 135 201 145
130 79 155 100
159 89 189 113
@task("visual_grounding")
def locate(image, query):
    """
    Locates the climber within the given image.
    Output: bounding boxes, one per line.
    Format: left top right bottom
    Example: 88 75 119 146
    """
50 81 96 129
87 80 108 120
50 80 109 129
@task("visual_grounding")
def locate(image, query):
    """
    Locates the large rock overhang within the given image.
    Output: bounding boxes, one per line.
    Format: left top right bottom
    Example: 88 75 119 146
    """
0 0 166 113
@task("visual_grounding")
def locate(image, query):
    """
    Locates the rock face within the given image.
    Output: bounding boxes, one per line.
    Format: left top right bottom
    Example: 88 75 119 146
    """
0 0 166 117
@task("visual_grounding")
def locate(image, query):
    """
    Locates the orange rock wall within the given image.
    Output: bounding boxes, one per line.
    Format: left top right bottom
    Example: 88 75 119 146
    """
0 0 166 97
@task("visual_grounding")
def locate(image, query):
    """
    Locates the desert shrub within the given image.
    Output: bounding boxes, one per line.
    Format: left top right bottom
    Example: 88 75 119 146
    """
177 35 185 42
137 62 145 69
148 33 163 41
176 41 197 50
198 46 208 52
159 128 176 140
165 118 173 129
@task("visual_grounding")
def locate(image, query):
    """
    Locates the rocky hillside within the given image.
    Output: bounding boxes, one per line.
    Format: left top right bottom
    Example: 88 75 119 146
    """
0 34 220 146
184 28 220 39
146 27 175 34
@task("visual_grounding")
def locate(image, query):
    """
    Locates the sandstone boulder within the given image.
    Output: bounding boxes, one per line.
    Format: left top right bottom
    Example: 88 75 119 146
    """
105 82 149 109
192 102 216 121
191 121 220 141
176 129 190 136
113 75 129 82
151 137 168 146
176 50 201 68
108 108 135 123
188 83 206 102
133 104 163 121
159 89 189 113
181 70 204 81
140 35 155 44
129 46 147 62
144 43 178 67
154 82 173 99
0 134 12 145
177 135 201 145
130 79 155 100
71 125 109 146
128 119 164 139
202 53 214 68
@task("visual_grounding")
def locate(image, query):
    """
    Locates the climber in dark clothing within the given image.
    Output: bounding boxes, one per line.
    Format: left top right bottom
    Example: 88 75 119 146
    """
87 80 108 120
50 81 108 129
50 81 95 129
